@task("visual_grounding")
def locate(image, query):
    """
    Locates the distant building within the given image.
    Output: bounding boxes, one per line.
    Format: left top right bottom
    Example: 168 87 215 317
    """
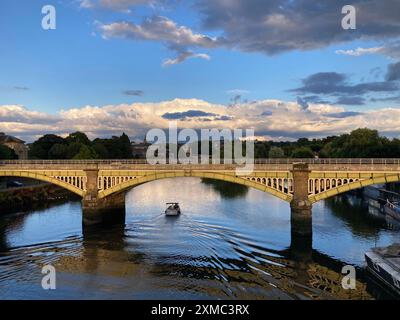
131 139 151 159
0 132 28 159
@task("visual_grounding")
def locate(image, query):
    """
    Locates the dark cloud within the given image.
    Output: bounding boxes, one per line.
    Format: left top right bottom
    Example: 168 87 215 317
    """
197 0 400 55
370 95 400 103
260 111 273 116
162 109 217 120
13 86 29 91
215 115 232 121
291 63 400 106
93 0 400 67
324 111 363 118
386 62 400 81
299 95 331 105
123 90 144 96
291 72 398 96
232 95 241 104
335 96 365 105
297 96 309 111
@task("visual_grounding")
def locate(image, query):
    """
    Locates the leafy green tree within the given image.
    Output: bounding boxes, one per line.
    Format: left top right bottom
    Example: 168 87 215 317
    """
66 132 91 145
66 142 84 159
0 145 17 159
320 128 386 158
48 143 68 159
291 146 314 158
269 146 284 158
118 133 132 159
92 142 109 159
72 145 98 159
255 141 269 158
28 134 65 159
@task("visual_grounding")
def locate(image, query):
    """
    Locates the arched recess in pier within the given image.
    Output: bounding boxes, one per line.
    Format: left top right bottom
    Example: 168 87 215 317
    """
0 171 85 197
309 173 400 204
98 171 294 203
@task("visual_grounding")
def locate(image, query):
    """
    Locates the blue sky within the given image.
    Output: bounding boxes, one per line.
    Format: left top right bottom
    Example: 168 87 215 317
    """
1 0 400 141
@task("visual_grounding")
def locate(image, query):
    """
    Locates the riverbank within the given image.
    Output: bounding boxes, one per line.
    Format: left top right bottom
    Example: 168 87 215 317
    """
0 183 79 214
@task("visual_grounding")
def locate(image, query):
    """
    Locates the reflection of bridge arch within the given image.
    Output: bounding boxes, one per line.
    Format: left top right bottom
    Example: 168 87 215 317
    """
0 170 85 197
98 171 293 202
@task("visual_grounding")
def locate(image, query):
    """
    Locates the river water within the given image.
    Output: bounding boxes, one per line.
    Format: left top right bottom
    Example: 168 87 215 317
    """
0 178 399 300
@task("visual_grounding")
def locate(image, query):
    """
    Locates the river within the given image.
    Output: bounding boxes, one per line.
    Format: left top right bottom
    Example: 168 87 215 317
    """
0 178 399 300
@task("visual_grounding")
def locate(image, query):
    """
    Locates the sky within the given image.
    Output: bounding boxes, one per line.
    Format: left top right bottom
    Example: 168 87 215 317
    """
1 0 400 142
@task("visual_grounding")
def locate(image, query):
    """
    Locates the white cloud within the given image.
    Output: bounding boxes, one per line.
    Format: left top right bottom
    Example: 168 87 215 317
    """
335 47 384 57
99 16 219 48
80 0 154 10
162 52 210 66
99 16 221 65
227 89 250 95
1 99 400 142
79 0 94 8
335 41 400 60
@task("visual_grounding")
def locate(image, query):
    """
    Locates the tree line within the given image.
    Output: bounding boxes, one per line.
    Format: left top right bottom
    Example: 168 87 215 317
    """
255 128 400 159
27 132 132 159
1 128 400 160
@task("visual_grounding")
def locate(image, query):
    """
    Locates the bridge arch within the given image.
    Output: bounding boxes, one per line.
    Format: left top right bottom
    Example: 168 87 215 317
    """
309 173 400 203
0 171 85 197
98 171 293 203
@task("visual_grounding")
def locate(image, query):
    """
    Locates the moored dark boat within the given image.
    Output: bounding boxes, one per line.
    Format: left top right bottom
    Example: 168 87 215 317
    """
384 200 400 221
365 244 400 296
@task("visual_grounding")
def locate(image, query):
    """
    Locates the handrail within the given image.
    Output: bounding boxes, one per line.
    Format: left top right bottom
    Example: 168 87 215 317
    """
1 158 400 165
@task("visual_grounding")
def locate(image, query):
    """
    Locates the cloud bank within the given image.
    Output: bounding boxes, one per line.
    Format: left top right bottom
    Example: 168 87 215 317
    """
1 98 400 142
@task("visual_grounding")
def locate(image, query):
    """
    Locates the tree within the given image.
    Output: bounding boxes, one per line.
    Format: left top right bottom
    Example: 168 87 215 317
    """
320 128 386 158
118 133 132 159
92 142 109 159
269 146 284 158
48 143 68 159
66 132 91 145
0 145 17 159
291 147 314 158
28 134 65 159
66 142 84 159
72 145 98 159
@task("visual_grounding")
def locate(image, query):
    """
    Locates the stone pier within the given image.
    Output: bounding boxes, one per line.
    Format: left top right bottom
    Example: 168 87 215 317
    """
290 163 313 247
82 168 125 226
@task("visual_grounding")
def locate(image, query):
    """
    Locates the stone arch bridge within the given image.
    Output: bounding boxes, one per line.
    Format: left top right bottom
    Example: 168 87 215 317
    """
1 159 400 239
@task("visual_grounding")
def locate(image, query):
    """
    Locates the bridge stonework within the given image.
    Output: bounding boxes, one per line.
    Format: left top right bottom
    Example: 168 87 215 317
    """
82 167 125 225
290 163 313 244
1 159 400 240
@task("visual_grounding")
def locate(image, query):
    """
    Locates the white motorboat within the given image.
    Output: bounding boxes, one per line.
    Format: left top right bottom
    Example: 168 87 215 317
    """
165 203 181 216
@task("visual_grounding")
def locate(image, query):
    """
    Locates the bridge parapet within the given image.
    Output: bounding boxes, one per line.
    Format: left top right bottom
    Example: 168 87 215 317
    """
1 159 400 207
1 159 400 171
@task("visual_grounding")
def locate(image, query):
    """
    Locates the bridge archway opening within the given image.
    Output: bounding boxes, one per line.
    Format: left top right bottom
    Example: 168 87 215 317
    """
0 171 85 197
309 175 400 203
99 174 293 204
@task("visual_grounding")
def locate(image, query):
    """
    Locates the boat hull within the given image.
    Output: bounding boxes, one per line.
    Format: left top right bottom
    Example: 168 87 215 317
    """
384 205 400 221
165 209 181 216
365 246 400 296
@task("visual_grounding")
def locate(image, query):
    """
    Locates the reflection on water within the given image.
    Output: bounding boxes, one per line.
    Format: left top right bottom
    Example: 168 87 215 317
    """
0 178 398 299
